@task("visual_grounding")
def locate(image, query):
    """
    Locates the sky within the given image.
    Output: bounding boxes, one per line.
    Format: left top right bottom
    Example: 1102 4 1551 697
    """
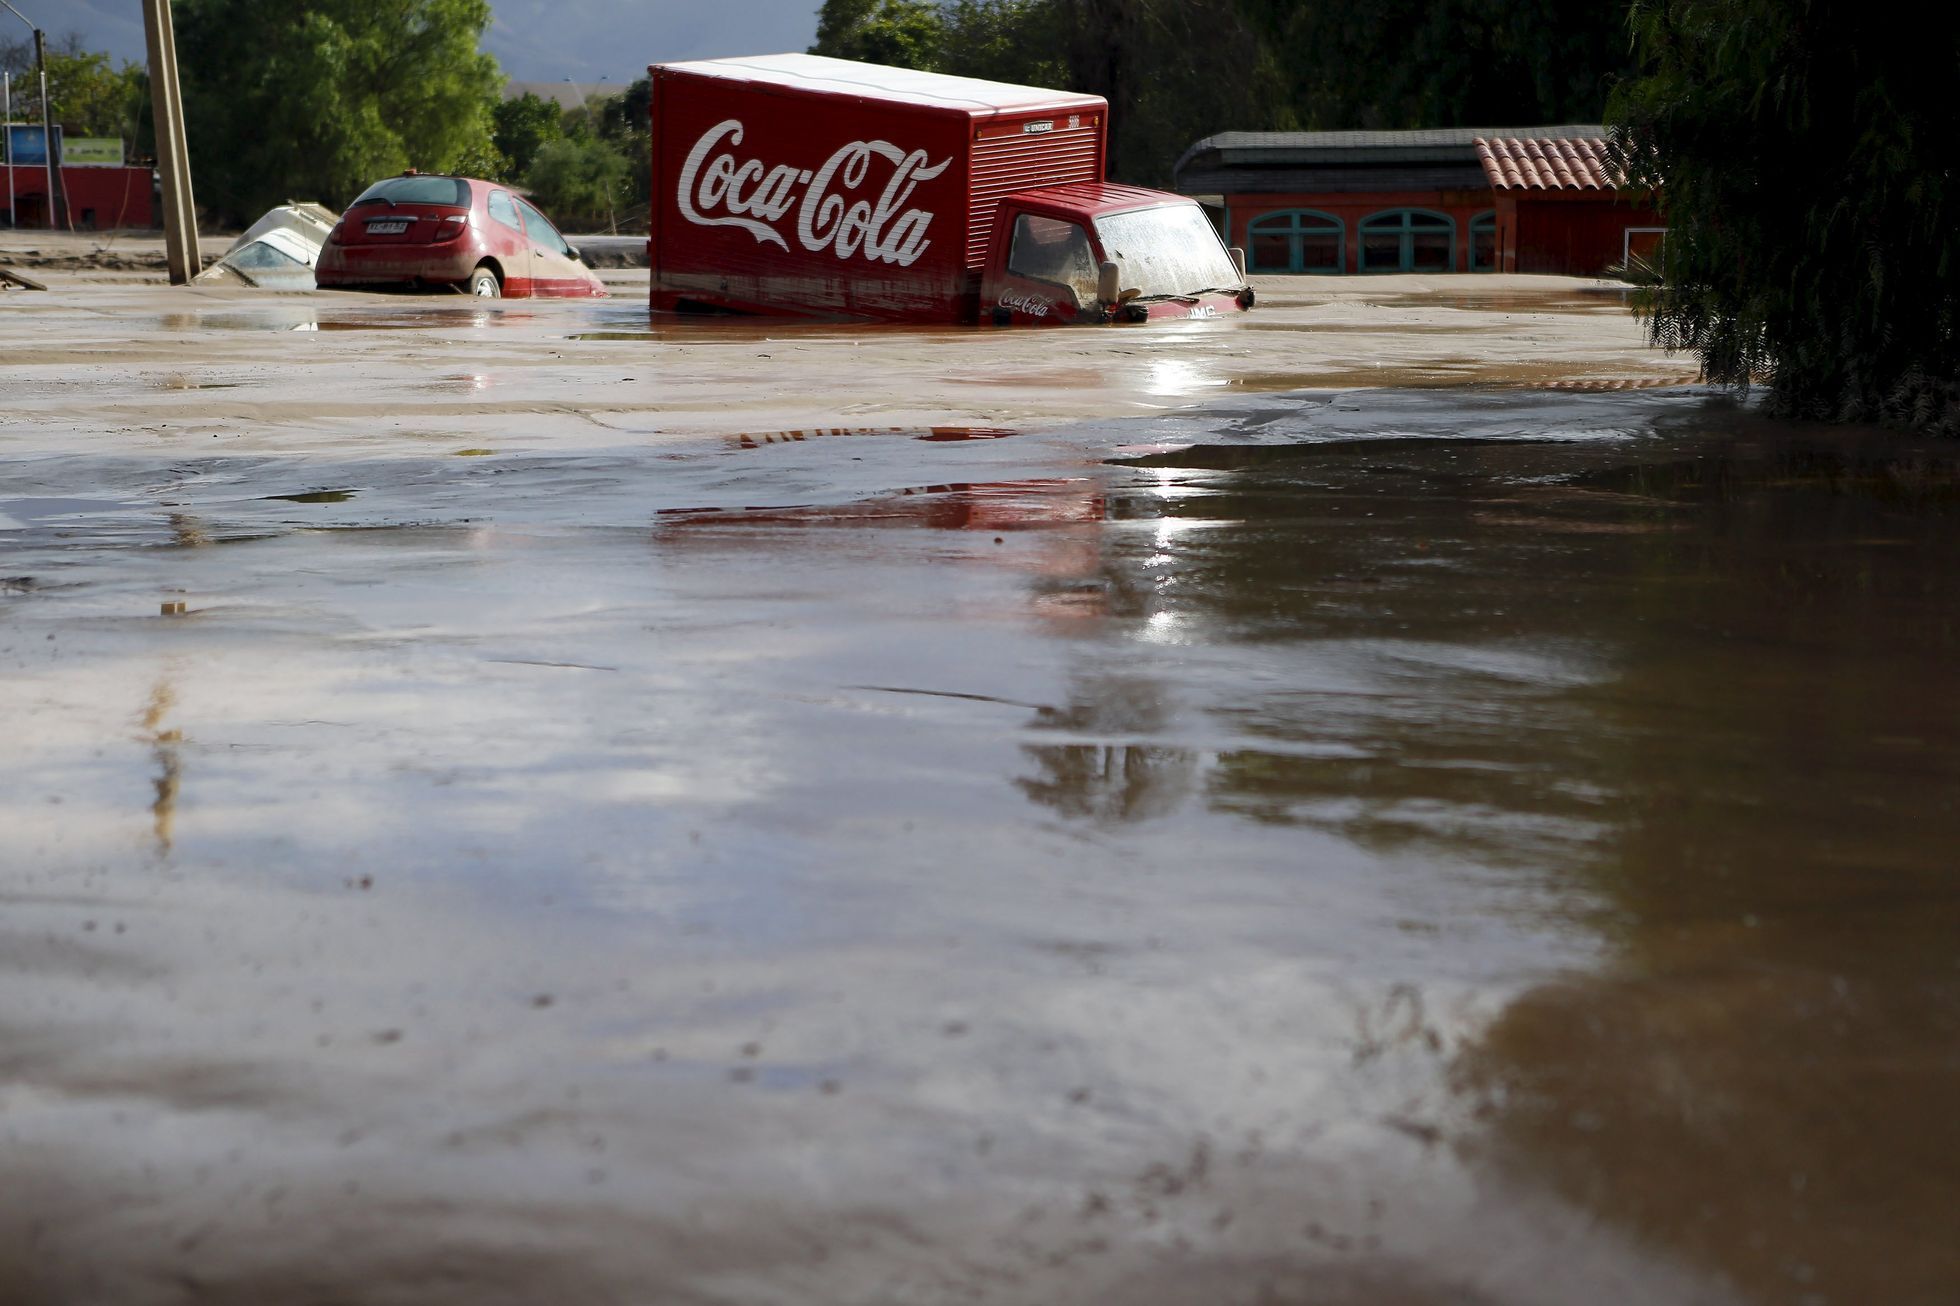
49 1 821 84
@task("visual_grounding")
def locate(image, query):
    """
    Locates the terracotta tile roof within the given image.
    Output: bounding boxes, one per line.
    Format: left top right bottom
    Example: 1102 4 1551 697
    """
1475 136 1624 191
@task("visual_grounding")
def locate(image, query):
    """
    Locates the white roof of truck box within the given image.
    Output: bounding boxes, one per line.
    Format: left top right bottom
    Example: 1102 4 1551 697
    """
652 53 1104 117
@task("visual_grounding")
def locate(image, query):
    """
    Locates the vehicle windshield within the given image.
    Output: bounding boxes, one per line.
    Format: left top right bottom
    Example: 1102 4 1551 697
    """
348 176 470 208
1094 204 1241 299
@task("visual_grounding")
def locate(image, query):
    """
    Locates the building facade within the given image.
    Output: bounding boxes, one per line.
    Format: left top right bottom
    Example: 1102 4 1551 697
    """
1174 127 1662 277
2 164 155 230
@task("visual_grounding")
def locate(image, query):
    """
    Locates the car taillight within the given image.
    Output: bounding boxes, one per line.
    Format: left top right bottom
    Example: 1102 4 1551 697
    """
430 213 469 243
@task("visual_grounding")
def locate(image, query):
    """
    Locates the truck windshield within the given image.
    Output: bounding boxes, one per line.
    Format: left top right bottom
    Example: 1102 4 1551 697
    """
1094 205 1241 299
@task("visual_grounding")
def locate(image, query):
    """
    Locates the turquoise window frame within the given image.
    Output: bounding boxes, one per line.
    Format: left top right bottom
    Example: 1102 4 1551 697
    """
1246 209 1345 275
1358 209 1457 273
1469 210 1498 272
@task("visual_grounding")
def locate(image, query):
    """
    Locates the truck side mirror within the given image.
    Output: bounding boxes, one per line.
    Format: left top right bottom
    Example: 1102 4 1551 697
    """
1097 260 1120 307
1229 246 1246 279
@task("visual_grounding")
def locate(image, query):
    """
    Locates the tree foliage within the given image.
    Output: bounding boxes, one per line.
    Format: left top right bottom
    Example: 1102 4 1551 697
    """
176 0 502 223
1612 1 1960 433
1 33 149 147
523 135 629 231
810 0 1634 186
812 0 1288 186
492 91 563 179
596 79 653 229
812 0 947 70
1239 0 1634 129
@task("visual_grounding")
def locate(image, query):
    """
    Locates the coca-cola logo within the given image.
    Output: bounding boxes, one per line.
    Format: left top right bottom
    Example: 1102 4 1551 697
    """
998 290 1052 318
677 119 951 268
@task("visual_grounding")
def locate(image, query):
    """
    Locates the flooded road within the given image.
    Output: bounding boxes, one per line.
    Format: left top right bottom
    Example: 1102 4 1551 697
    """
2 274 1956 1304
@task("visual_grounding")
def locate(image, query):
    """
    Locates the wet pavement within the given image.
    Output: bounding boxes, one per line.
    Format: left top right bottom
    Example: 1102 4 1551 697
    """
2 272 1957 1305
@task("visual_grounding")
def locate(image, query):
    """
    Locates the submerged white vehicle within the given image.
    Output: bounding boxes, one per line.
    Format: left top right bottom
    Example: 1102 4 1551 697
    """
194 203 339 289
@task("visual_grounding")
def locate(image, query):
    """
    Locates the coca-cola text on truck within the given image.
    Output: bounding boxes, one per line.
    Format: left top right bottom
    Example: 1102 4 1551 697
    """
647 54 1253 325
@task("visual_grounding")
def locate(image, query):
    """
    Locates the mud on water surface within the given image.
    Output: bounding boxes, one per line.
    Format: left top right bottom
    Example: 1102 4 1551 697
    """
1 256 1956 1305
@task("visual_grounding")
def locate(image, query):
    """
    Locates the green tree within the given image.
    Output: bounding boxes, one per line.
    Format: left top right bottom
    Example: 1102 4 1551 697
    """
523 135 629 232
1237 0 1633 131
810 0 946 70
810 0 1287 187
935 0 1066 86
176 0 502 223
1 33 149 147
492 91 562 179
1058 0 1290 185
599 77 652 230
45 49 147 141
1612 1 1960 433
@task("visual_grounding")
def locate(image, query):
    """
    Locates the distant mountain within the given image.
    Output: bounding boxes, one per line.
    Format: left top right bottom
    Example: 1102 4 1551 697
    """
38 0 817 82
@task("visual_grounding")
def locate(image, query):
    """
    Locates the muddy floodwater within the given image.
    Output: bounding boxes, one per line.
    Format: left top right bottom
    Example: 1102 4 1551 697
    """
2 262 1957 1305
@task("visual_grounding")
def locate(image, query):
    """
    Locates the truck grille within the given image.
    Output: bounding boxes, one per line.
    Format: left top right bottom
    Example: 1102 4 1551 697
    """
966 123 1102 269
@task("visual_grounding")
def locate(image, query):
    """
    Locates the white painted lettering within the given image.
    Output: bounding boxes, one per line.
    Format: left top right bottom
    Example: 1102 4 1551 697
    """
681 119 950 268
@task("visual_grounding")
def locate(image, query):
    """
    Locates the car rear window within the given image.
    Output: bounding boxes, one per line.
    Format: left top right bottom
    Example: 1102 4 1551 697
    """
348 176 470 208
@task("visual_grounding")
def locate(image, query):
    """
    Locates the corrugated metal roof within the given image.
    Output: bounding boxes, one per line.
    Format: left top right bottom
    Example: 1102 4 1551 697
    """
1176 163 1491 196
1475 136 1623 190
1172 126 1607 186
1189 125 1605 152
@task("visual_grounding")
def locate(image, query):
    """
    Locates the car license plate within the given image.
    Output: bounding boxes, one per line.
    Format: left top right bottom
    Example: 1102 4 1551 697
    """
365 219 410 234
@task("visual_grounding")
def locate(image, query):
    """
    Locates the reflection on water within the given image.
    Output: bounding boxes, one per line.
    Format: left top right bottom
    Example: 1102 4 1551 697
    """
157 308 515 333
170 513 210 548
721 425 1018 449
654 478 1103 533
1021 415 1960 1300
3 387 1956 1303
1017 676 1201 825
137 680 182 855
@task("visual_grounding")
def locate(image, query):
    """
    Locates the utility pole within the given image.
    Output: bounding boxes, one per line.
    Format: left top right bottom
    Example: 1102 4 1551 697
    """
4 71 13 229
33 28 68 229
140 0 200 282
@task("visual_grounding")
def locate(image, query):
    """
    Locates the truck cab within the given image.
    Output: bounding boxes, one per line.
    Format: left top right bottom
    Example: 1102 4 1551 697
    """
981 183 1253 326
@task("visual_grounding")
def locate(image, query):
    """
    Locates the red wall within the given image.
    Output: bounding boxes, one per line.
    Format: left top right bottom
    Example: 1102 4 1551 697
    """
2 165 154 230
1228 190 1494 274
1227 186 1662 276
1510 195 1663 276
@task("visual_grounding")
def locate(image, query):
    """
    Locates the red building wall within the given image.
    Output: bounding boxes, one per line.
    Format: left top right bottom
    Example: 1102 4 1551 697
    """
1504 193 1663 275
1228 187 1661 276
1228 190 1496 273
3 165 154 230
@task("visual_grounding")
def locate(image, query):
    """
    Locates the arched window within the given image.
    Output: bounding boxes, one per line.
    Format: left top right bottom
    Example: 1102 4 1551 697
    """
1246 210 1345 274
1358 209 1456 273
1469 211 1498 272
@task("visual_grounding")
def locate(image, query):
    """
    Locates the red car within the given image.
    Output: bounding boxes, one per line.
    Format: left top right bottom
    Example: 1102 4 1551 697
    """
315 172 605 298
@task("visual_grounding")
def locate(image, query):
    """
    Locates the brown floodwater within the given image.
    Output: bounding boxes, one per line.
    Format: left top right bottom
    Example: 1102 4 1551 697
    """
2 347 1956 1302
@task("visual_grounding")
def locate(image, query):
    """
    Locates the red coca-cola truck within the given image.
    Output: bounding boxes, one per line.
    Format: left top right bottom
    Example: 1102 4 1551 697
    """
646 53 1252 325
